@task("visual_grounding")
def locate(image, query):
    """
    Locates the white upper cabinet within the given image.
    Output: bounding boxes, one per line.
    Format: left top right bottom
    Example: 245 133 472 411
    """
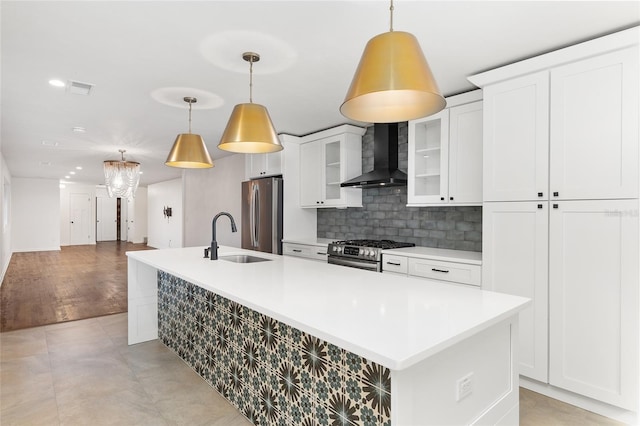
408 91 483 206
408 109 450 204
299 125 364 209
480 42 638 203
550 48 639 200
482 71 549 202
245 147 283 180
448 101 484 204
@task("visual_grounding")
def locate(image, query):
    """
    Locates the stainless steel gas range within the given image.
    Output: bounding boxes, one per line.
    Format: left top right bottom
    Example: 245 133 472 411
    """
327 239 415 272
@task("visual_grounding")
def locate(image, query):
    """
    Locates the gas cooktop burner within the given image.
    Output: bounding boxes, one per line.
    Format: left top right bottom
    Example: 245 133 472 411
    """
331 239 415 249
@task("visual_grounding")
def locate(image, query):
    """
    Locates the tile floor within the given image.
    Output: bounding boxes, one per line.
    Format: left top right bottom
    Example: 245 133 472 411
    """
0 313 625 425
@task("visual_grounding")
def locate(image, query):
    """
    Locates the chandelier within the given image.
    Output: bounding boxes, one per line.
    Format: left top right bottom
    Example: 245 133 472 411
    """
103 149 140 198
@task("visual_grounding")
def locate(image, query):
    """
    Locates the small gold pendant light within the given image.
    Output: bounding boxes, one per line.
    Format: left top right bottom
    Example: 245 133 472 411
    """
166 97 214 168
340 0 446 123
218 52 282 154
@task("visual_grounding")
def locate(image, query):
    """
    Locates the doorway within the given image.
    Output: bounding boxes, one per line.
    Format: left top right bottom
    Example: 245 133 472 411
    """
69 193 92 245
96 196 117 241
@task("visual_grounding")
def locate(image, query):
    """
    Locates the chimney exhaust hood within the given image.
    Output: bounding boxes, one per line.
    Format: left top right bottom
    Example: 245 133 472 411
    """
340 123 407 188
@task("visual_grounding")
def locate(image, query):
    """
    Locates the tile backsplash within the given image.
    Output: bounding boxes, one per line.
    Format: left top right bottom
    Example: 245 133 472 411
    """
317 123 482 252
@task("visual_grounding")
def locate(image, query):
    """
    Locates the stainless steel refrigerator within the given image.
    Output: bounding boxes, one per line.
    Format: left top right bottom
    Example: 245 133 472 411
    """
241 177 283 254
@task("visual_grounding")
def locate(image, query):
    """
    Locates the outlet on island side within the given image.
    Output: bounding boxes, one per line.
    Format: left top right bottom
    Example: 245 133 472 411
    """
456 372 474 402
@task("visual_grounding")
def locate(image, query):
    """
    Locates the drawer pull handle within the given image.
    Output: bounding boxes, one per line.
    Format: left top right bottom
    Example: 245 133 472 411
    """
317 252 327 256
386 262 401 266
292 249 302 253
432 268 449 273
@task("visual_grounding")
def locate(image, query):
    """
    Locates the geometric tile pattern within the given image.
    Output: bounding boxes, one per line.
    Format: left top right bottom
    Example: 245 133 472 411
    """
158 271 392 426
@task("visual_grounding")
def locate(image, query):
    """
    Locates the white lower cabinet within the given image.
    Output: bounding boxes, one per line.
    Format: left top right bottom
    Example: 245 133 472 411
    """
382 251 481 287
482 201 549 382
282 242 328 262
483 199 639 409
548 199 639 410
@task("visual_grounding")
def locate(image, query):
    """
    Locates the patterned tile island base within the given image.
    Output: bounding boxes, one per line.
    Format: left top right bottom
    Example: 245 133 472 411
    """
158 271 392 426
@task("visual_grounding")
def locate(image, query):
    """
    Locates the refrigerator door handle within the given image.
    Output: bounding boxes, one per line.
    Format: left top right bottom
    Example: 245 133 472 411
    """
250 183 256 247
253 183 260 247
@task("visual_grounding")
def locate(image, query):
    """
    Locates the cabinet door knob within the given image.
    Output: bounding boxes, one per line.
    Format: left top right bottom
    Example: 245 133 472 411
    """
538 192 543 197
537 204 543 209
553 204 559 209
449 197 454 201
440 197 445 201
553 192 559 197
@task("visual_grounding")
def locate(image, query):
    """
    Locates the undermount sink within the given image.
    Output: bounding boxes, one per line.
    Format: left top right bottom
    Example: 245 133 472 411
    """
219 255 271 264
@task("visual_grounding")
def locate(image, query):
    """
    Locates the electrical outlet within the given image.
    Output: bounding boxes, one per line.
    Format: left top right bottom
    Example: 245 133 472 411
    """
456 372 474 402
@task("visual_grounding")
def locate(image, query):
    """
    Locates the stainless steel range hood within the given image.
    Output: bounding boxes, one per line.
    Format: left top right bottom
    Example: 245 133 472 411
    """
340 123 407 188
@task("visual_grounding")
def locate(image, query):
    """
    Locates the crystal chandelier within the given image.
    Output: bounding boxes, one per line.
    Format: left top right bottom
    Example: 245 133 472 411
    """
103 149 140 198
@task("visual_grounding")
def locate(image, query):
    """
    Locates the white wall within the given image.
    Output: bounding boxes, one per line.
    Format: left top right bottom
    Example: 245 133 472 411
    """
1 154 12 283
147 178 183 249
60 183 97 246
11 177 60 252
127 186 148 244
183 154 244 248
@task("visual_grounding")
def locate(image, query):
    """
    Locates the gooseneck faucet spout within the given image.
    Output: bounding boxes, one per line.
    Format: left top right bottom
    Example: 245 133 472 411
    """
210 212 237 260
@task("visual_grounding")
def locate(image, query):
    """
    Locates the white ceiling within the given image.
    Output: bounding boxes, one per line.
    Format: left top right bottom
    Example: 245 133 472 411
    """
2 1 638 188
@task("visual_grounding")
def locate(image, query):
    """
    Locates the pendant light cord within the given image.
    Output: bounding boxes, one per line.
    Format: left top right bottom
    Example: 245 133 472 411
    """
249 57 254 103
389 0 394 32
188 100 192 133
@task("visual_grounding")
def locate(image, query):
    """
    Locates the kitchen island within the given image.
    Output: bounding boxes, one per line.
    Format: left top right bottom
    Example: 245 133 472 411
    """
128 246 529 425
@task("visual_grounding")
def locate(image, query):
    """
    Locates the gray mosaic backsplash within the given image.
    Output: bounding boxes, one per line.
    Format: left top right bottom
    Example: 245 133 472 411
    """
317 123 482 252
158 271 392 426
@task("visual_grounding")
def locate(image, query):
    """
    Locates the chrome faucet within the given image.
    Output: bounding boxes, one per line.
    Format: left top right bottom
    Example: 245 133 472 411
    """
210 212 237 260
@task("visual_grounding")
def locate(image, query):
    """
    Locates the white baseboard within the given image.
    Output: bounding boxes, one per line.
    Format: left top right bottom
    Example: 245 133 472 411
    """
12 246 61 253
520 377 638 425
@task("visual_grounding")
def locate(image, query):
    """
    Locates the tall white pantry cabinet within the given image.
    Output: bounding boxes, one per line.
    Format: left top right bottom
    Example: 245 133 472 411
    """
469 26 639 421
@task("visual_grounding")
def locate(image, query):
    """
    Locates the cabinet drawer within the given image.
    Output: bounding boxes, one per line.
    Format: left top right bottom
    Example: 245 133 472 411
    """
382 254 408 274
408 258 481 287
283 243 328 262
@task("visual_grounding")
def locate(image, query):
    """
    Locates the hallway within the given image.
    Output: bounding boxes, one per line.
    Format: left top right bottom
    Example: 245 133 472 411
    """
0 242 153 332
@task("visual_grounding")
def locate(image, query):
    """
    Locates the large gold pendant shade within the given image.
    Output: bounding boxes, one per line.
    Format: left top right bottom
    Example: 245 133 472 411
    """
341 1 445 123
165 133 214 168
217 102 282 153
217 52 283 154
165 97 214 168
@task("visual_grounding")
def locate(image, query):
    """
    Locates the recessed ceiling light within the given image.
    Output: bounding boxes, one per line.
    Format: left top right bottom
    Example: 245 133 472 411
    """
75 166 83 170
39 161 52 166
42 140 59 147
49 79 66 87
65 175 70 179
72 126 86 133
69 171 76 175
139 171 143 174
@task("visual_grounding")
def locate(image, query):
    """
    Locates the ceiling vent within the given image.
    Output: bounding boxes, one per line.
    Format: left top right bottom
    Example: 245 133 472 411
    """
67 80 94 95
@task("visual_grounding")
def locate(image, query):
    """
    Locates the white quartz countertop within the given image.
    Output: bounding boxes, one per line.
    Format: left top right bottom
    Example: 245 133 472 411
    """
382 246 482 265
281 237 333 247
128 246 527 370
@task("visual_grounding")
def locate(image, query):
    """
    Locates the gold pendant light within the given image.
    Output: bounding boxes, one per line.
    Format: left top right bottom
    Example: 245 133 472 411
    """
166 97 214 168
218 52 282 154
340 0 445 123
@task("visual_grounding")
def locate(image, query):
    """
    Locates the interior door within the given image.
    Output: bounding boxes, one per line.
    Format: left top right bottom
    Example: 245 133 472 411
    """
69 193 91 245
96 196 118 241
